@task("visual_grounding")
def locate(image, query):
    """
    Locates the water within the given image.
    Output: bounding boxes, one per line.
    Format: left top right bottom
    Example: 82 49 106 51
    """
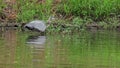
0 28 120 68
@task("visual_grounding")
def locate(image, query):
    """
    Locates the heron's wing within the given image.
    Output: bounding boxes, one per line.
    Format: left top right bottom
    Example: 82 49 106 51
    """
33 22 46 32
25 22 34 28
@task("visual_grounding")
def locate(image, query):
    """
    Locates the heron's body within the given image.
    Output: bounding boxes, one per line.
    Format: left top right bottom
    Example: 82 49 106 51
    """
21 16 54 32
24 20 47 32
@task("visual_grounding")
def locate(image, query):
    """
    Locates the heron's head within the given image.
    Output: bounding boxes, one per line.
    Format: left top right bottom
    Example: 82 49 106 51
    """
47 16 55 24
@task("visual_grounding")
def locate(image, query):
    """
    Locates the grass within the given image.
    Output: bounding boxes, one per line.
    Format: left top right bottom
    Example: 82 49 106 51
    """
0 0 120 29
17 0 53 22
57 0 120 20
0 0 6 19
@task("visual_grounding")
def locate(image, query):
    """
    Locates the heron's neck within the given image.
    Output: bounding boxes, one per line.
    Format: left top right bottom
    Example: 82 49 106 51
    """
46 21 51 28
46 15 54 28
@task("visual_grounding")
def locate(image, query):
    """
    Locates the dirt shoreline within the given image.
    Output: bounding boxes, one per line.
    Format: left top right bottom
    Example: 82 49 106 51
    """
0 23 120 31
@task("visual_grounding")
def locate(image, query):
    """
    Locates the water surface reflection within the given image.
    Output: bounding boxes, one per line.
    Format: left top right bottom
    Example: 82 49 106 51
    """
0 28 17 68
0 29 120 68
26 35 46 68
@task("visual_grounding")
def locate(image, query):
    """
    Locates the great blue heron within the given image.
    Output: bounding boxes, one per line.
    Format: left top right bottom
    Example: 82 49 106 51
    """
21 16 54 32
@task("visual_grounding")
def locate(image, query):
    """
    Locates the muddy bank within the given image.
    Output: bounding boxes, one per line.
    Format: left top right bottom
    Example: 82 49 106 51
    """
0 23 19 27
0 22 120 31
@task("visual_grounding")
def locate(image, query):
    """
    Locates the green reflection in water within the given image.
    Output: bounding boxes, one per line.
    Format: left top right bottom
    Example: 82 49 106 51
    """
0 30 120 68
45 30 120 68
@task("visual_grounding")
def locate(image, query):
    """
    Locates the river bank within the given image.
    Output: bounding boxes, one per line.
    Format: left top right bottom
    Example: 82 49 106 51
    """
0 0 120 31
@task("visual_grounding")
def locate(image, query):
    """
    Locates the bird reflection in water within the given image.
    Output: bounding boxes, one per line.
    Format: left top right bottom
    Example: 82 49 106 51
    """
27 35 46 45
26 35 46 68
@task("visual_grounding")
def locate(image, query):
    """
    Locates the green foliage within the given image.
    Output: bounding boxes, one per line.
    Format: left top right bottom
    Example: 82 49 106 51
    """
0 0 120 29
17 0 53 22
16 0 120 22
0 1 6 14
72 17 84 25
57 0 120 20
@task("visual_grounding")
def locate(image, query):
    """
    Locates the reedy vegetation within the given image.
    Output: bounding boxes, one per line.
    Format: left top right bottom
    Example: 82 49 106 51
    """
60 0 120 20
17 0 53 22
0 0 120 28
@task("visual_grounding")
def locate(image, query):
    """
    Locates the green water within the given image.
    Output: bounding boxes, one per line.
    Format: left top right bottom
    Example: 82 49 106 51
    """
0 29 120 68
